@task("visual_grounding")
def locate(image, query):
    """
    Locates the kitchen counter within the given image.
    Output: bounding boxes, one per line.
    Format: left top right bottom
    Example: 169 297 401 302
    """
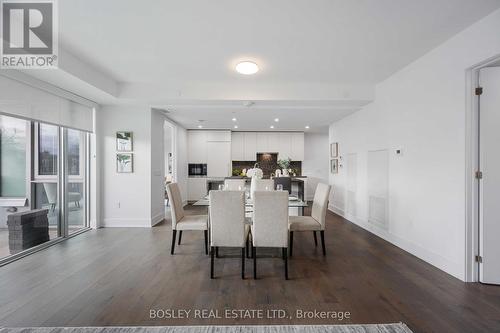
206 177 306 200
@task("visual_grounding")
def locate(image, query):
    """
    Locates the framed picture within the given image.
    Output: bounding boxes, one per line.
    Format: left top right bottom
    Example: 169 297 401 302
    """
330 159 338 174
116 153 133 173
116 131 133 151
330 142 338 158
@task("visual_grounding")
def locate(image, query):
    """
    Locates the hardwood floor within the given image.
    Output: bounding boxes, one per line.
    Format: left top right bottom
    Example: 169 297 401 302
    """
0 205 499 332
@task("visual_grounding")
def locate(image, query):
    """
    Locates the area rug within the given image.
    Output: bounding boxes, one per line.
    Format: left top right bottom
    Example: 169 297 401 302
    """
0 324 412 333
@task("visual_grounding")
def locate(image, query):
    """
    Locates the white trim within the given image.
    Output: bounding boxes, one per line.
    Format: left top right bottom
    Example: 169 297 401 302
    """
328 206 464 280
101 218 153 228
0 198 27 207
151 213 165 226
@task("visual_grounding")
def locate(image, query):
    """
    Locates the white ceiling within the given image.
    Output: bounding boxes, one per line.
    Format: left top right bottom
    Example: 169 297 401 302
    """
25 0 500 130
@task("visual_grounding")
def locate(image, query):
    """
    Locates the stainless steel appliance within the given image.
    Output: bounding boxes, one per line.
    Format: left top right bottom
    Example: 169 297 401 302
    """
188 163 207 176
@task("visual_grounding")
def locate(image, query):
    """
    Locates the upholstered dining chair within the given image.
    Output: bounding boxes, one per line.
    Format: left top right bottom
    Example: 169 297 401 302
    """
288 183 331 256
166 183 208 255
209 190 249 279
252 191 289 279
224 179 246 191
250 179 274 199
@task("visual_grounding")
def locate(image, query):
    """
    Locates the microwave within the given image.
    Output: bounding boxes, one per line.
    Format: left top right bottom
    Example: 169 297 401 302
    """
188 163 207 176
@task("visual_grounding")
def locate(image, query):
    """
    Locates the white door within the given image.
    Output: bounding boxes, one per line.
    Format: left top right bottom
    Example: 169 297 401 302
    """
479 67 500 284
207 141 231 177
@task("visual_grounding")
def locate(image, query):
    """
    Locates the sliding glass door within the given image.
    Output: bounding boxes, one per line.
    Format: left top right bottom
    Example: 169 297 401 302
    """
0 116 90 264
65 128 88 235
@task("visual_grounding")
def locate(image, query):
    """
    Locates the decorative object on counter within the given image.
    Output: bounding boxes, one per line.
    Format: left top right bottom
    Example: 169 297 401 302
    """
233 158 302 178
275 169 282 177
247 166 263 199
116 131 133 151
330 142 339 158
278 158 292 177
330 159 338 174
117 153 133 173
242 168 247 176
232 168 242 176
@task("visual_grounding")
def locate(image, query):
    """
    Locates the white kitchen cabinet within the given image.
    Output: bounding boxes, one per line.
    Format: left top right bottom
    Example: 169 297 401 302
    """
243 132 257 161
278 133 292 160
231 132 245 161
187 178 207 201
207 141 231 177
256 132 269 152
290 132 305 161
188 131 207 163
206 130 231 142
267 133 280 153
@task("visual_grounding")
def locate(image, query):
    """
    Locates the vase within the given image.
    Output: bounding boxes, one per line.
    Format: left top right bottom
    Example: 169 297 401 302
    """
282 168 289 177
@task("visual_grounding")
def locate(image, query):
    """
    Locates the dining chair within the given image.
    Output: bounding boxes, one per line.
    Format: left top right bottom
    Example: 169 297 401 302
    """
250 179 274 198
209 190 249 279
252 190 289 279
274 177 292 194
224 179 246 191
288 183 331 256
166 183 208 255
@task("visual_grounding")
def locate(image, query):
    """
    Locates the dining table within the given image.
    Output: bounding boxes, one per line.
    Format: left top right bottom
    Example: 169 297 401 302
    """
193 194 308 216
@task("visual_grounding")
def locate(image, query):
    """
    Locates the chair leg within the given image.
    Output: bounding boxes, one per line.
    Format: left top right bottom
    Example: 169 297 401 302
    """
204 230 208 255
289 231 294 257
210 246 215 279
178 231 183 245
253 246 257 279
241 248 245 279
216 246 219 258
283 247 289 280
246 237 250 258
313 231 318 246
170 230 177 255
320 230 326 255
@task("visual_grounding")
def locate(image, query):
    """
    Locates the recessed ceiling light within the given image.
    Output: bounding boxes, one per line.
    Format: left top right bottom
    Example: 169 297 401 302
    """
305 125 310 129
198 125 203 129
274 118 279 122
232 118 237 122
234 125 238 129
236 61 259 75
270 125 274 129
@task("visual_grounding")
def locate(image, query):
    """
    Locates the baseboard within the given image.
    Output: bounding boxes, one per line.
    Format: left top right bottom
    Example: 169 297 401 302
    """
101 218 152 228
151 213 165 226
328 206 464 281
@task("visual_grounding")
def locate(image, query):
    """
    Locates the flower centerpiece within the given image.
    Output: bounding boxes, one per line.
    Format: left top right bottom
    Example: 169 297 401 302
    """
247 164 263 199
277 158 292 177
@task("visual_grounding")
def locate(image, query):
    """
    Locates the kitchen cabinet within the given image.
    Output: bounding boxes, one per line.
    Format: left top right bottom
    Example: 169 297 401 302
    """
243 132 257 161
187 178 207 201
278 133 292 160
188 131 207 163
290 132 305 161
256 132 269 152
207 141 231 177
231 132 245 161
267 133 280 153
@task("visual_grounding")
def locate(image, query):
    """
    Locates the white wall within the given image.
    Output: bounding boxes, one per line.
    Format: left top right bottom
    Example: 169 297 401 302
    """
98 105 152 227
302 133 329 201
175 125 188 204
150 110 165 225
328 9 500 281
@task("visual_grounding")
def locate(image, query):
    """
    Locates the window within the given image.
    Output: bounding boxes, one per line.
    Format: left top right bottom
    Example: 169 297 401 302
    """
37 123 58 176
67 129 81 176
0 115 27 197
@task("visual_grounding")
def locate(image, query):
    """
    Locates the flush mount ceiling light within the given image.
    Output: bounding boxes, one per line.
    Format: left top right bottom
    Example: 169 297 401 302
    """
236 61 259 75
232 118 237 122
305 125 310 129
197 125 203 128
234 125 238 129
270 125 275 129
274 118 279 122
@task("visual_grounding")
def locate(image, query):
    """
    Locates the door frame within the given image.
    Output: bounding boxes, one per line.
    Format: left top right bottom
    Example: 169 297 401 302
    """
465 54 500 282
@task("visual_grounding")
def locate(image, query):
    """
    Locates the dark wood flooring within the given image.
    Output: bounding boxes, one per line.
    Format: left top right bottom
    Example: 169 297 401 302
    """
0 205 500 332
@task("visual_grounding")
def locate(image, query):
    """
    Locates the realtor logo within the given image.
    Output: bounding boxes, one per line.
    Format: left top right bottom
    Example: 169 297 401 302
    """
1 0 58 68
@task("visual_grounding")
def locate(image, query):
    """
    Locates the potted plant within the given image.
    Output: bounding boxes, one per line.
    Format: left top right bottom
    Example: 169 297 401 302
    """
277 158 292 177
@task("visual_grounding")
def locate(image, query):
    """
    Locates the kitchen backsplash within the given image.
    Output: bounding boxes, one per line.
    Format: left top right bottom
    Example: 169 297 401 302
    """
232 154 302 177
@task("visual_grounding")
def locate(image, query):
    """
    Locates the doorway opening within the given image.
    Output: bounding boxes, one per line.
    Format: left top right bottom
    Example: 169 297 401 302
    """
466 55 500 283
